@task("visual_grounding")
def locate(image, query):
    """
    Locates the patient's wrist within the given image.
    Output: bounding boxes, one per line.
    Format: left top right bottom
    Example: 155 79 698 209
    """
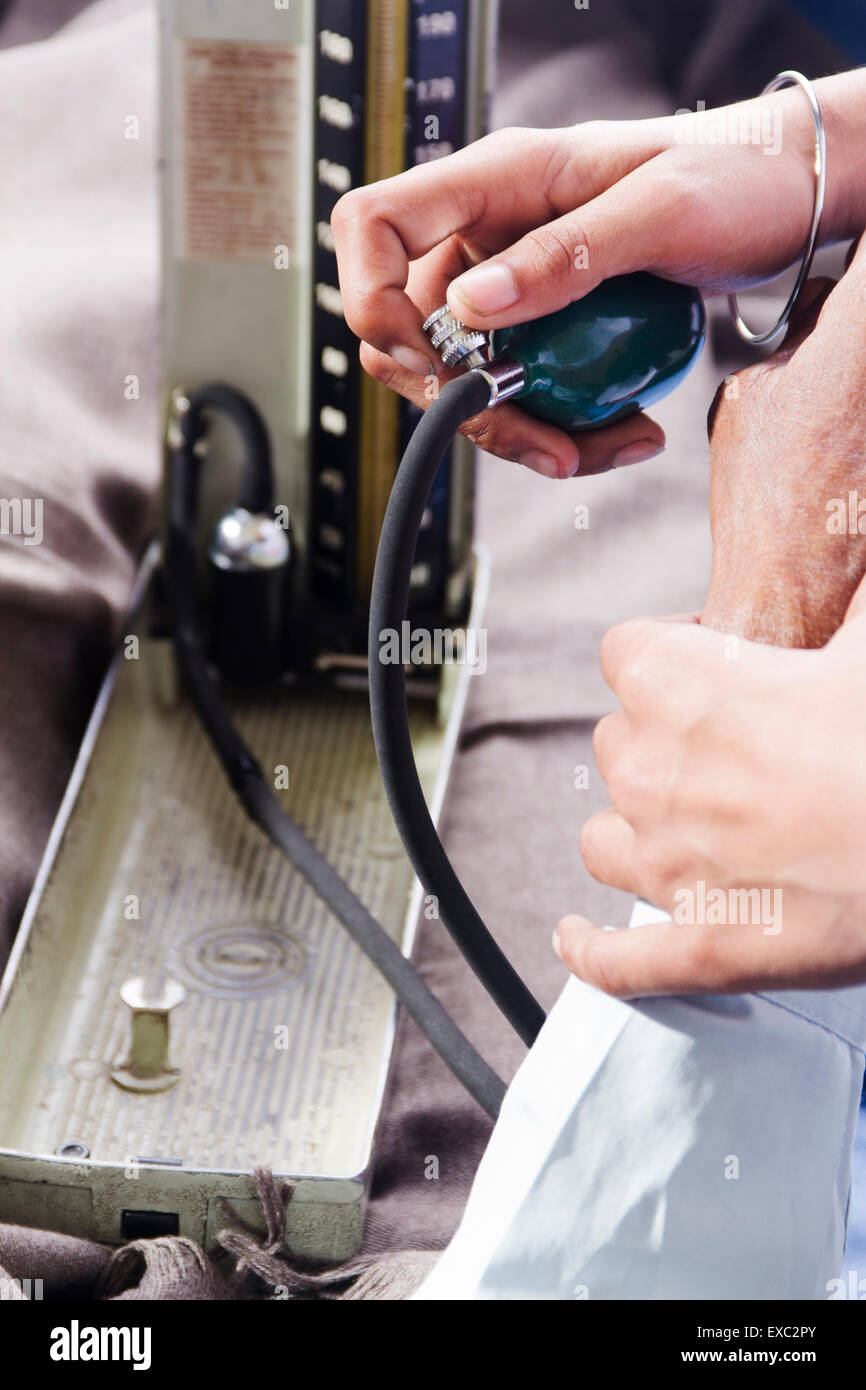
702 555 858 649
702 588 813 647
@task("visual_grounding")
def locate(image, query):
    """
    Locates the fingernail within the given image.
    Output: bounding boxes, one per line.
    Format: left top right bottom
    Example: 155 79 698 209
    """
450 262 518 316
390 344 434 375
552 925 563 959
611 439 665 468
520 450 565 479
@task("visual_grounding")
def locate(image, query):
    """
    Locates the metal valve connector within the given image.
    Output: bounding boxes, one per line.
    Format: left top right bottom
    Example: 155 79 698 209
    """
422 305 525 408
422 305 491 370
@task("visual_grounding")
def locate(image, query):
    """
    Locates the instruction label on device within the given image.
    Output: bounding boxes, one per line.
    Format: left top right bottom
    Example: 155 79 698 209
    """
178 39 299 261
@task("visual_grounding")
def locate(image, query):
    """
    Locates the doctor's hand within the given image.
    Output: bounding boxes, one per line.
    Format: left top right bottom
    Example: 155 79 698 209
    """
332 71 866 480
554 603 866 996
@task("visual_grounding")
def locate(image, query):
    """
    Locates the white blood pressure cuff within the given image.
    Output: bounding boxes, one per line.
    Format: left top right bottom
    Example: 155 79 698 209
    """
414 902 866 1301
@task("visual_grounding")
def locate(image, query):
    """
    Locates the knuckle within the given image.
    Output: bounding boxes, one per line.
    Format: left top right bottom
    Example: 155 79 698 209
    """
521 222 584 283
636 838 682 905
359 343 400 389
591 714 611 770
598 621 628 681
472 125 540 170
330 187 368 236
591 714 631 800
489 125 534 149
579 931 628 997
571 117 607 142
606 758 641 816
579 817 605 881
599 620 652 701
619 660 654 707
344 288 384 347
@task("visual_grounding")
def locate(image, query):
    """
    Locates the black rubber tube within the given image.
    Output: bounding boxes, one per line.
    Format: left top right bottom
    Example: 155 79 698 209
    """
184 382 273 514
368 373 547 1047
165 404 507 1118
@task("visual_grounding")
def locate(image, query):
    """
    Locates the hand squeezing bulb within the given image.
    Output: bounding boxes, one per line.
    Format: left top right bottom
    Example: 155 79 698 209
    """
423 272 705 430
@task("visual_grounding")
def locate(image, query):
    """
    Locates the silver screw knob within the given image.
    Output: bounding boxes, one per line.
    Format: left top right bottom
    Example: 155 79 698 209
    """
422 305 491 370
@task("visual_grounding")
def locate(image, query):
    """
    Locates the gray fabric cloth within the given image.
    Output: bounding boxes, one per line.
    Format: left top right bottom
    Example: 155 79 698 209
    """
95 1237 234 1301
0 0 159 963
0 0 851 1298
0 1223 110 1295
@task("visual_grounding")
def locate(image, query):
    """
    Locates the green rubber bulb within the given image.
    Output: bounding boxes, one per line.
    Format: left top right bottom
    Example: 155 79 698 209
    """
489 272 705 432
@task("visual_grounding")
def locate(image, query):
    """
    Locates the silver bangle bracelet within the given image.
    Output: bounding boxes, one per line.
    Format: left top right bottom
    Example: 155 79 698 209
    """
728 69 826 349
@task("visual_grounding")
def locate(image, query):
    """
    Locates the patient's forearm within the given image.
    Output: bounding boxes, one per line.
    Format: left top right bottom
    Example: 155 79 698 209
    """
701 557 860 648
701 233 866 650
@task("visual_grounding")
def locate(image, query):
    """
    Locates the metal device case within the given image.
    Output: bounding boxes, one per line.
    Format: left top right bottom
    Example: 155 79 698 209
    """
0 0 497 1260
